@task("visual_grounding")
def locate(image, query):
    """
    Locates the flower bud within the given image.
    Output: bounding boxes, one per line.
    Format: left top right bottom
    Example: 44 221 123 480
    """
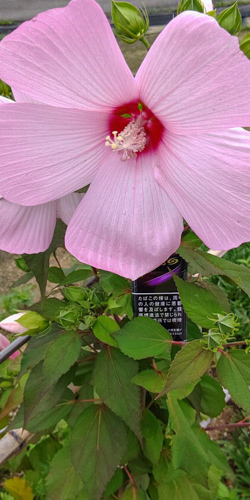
0 313 29 334
63 286 88 304
177 0 204 15
217 2 241 35
0 311 49 335
15 257 30 272
58 305 83 329
240 33 250 59
111 0 149 44
0 333 20 359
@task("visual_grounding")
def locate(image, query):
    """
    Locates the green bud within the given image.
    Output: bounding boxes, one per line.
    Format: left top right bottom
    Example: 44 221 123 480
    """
111 0 149 44
17 311 49 335
63 286 88 304
240 33 250 59
177 0 204 15
15 257 30 272
217 2 242 35
211 312 239 336
58 304 83 329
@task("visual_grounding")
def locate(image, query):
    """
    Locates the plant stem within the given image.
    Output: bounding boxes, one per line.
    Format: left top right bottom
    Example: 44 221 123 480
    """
223 341 248 347
124 465 135 487
206 421 250 431
140 36 151 50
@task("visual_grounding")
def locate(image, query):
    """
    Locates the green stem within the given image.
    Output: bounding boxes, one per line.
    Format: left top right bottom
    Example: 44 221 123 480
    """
140 36 151 50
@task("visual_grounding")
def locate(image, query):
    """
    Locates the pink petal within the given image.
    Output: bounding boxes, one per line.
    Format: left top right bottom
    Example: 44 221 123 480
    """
56 192 84 225
0 333 19 359
0 197 57 253
65 152 183 280
0 313 27 334
155 128 250 250
136 12 250 134
0 103 109 204
0 0 138 110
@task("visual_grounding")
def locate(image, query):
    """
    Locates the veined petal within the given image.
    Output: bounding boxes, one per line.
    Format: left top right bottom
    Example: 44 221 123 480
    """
0 103 110 205
136 12 250 134
155 128 250 249
57 192 84 225
66 152 183 280
0 198 56 254
0 0 138 110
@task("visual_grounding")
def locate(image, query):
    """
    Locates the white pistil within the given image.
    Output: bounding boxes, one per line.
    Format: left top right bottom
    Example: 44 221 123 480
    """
105 116 147 161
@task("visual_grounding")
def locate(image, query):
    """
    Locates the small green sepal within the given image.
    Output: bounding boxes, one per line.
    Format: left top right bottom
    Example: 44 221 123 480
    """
240 33 250 59
177 0 204 15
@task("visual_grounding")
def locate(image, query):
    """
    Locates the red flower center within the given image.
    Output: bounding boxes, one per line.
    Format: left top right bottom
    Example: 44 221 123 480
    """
107 101 164 160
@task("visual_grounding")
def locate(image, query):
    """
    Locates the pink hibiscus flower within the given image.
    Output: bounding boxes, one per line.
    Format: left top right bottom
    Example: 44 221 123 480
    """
0 96 83 254
0 0 249 279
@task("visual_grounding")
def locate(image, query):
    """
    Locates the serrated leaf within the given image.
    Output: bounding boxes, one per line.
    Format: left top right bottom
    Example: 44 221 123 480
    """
141 410 163 465
93 347 141 439
20 325 61 376
216 349 250 412
30 298 67 321
131 369 167 393
71 404 127 500
178 246 250 297
115 317 172 360
167 396 210 485
4 477 34 500
23 362 75 426
46 445 85 500
188 373 225 418
67 383 94 428
158 470 200 500
26 389 73 433
42 331 82 387
92 316 119 347
159 340 213 396
173 275 226 328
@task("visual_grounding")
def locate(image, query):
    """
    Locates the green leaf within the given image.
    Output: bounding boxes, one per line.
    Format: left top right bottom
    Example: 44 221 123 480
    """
173 275 227 328
141 410 163 465
152 448 171 483
178 246 250 297
20 325 61 376
104 468 124 498
67 383 94 428
42 331 82 387
93 347 141 439
23 362 75 426
58 269 93 285
193 426 230 474
46 445 85 500
100 273 130 296
131 369 167 393
47 266 65 283
188 373 225 418
120 488 147 500
26 389 73 433
115 317 172 360
30 298 67 321
167 396 210 485
216 349 250 412
187 318 202 341
71 404 127 500
120 428 141 465
159 340 213 395
158 470 200 500
23 220 66 298
12 271 34 288
92 316 119 347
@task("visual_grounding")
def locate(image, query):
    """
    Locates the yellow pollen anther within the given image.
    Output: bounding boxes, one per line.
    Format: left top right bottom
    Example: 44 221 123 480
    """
111 144 117 150
106 135 110 140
